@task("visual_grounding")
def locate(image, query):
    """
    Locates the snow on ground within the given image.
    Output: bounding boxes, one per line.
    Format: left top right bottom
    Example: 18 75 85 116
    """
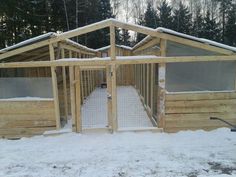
0 128 236 177
82 86 153 129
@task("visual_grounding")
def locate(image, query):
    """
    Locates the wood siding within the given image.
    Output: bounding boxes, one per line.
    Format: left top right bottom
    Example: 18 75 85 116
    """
164 92 236 132
0 100 56 138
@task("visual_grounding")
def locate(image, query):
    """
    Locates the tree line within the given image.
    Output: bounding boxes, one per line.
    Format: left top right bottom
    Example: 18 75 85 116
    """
136 0 236 46
0 0 236 50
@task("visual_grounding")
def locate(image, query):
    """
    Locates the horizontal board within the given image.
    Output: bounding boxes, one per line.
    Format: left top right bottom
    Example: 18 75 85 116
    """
0 100 55 114
0 100 56 137
165 118 236 128
166 104 236 114
166 92 236 101
164 126 227 133
166 99 236 107
0 127 55 137
0 120 56 129
0 114 55 121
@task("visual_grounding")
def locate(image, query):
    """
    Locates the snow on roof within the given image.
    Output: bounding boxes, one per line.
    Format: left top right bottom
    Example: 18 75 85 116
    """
133 27 236 53
65 39 97 53
0 32 57 53
96 45 132 51
0 33 97 54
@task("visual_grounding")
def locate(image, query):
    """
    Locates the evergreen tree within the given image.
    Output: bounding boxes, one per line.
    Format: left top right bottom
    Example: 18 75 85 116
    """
225 4 236 46
192 6 204 37
136 2 158 42
172 1 192 34
120 29 131 46
144 2 158 28
217 0 233 42
157 0 173 29
202 10 221 42
136 15 146 42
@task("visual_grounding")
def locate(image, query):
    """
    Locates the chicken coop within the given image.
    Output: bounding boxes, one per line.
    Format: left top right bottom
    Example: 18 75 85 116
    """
0 19 236 138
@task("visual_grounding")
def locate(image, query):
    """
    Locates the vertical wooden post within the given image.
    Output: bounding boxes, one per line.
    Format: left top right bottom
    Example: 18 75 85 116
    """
49 44 61 129
158 39 167 128
150 63 154 116
106 66 112 131
75 66 82 132
61 48 68 122
69 50 76 132
110 25 117 131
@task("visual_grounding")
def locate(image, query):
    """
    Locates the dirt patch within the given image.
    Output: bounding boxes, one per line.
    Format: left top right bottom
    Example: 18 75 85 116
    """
208 161 236 175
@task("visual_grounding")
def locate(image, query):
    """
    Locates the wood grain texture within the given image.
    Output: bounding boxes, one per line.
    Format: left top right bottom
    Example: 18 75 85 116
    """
0 100 56 138
165 92 236 132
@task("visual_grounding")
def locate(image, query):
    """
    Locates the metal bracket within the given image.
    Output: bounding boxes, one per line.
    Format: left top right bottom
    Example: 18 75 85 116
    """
107 93 112 100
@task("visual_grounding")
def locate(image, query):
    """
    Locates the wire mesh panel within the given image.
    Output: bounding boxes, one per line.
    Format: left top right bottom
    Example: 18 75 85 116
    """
80 69 108 129
117 64 155 129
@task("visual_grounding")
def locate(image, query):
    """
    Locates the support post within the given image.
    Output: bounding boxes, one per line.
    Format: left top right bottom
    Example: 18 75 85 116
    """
110 25 117 131
49 44 61 129
69 50 76 132
158 39 167 128
61 48 68 122
75 66 82 132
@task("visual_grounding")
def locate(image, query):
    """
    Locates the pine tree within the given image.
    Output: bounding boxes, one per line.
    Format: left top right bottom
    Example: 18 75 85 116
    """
144 2 158 28
172 1 192 34
192 6 204 37
120 29 131 46
136 2 158 42
217 0 233 42
202 10 221 42
225 4 236 46
157 0 173 29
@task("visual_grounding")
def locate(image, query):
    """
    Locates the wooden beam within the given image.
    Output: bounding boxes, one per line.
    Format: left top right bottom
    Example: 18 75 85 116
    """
157 39 167 128
0 40 50 60
106 66 112 131
60 44 96 56
61 49 68 121
112 20 158 37
49 44 61 130
75 66 82 132
1 55 236 69
133 38 160 53
69 66 76 132
110 25 117 131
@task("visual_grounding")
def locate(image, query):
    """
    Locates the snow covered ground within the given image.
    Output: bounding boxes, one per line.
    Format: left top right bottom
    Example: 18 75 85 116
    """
0 128 236 177
82 86 153 129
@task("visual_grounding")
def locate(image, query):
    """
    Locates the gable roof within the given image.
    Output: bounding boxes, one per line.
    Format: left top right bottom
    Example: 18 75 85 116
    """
133 27 236 54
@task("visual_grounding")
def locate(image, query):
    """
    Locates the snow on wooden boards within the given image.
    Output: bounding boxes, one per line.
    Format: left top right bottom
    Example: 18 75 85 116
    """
0 100 56 138
164 92 236 132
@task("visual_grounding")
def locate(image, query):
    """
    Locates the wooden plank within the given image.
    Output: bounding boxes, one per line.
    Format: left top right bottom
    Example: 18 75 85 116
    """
1 55 236 69
75 66 82 132
166 99 236 107
61 48 68 121
0 120 56 129
106 66 112 130
69 65 76 132
133 38 160 53
49 44 61 129
166 105 236 114
157 39 167 128
166 92 236 101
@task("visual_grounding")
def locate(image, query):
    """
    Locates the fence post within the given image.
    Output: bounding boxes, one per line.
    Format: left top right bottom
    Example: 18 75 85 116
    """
158 39 167 129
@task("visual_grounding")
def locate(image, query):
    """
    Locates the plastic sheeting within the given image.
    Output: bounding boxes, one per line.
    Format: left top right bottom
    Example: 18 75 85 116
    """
0 77 53 99
166 61 236 92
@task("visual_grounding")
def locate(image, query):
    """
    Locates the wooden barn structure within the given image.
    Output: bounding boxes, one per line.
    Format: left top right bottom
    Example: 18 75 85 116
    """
0 18 236 138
